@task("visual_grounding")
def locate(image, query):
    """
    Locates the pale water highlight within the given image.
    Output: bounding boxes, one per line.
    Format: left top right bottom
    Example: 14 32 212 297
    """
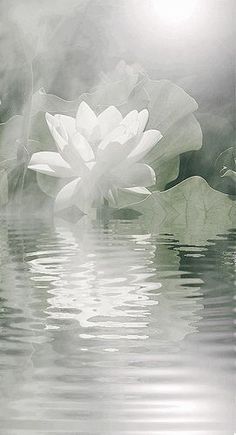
0 217 235 434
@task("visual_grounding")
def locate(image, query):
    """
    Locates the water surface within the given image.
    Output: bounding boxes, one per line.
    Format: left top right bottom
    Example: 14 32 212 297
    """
0 217 235 434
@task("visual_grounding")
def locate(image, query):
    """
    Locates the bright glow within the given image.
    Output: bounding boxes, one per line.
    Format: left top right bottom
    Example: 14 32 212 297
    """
156 0 197 24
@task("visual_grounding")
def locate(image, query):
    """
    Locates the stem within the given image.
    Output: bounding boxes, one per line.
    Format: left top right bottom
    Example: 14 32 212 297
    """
103 197 109 207
17 62 33 212
16 25 36 212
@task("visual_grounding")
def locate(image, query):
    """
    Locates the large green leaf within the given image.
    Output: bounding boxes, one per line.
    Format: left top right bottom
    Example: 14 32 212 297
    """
31 88 80 117
153 156 180 191
116 176 236 245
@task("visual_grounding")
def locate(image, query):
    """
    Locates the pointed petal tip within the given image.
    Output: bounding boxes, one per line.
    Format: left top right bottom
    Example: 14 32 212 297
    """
123 186 151 195
98 106 123 138
45 112 57 131
28 163 56 175
45 112 53 122
139 108 149 117
138 109 149 134
76 100 98 136
71 131 95 162
78 100 93 112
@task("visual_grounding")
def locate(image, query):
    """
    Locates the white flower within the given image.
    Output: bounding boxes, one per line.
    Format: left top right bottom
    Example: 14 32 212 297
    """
28 102 162 213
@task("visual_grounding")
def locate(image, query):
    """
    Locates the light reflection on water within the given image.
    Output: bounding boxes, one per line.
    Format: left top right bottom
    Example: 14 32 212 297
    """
0 217 235 434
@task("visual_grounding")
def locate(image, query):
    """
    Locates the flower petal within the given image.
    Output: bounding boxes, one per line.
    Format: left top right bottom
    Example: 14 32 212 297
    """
55 114 76 139
98 106 123 138
97 137 137 172
46 113 76 145
76 101 98 139
45 113 68 153
71 132 95 163
122 186 150 194
36 173 69 198
97 131 143 177
29 164 57 176
113 163 156 188
128 129 162 163
45 112 93 174
138 109 149 134
121 110 140 137
98 110 144 153
54 177 81 212
45 112 59 134
54 177 97 213
28 152 75 177
121 110 138 127
98 125 127 151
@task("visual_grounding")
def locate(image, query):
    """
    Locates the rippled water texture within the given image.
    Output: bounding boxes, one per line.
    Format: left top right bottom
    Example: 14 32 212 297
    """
0 217 235 435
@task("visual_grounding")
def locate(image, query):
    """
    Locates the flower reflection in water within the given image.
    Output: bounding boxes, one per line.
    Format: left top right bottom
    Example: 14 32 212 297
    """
27 217 203 346
0 218 234 432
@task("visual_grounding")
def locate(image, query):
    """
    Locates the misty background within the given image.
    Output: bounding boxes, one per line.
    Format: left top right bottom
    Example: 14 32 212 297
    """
0 0 235 194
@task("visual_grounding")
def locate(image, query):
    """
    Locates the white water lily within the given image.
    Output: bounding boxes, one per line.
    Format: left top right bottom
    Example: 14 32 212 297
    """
28 102 162 213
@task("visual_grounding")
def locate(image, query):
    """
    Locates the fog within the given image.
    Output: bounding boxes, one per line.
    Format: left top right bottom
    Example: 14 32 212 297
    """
0 4 235 431
0 0 235 198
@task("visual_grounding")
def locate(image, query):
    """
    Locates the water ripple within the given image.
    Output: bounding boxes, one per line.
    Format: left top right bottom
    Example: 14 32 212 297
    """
0 217 234 434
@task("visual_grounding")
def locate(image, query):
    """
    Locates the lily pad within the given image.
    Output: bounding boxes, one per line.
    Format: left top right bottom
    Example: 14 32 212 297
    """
117 176 236 245
30 62 142 116
31 88 80 117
